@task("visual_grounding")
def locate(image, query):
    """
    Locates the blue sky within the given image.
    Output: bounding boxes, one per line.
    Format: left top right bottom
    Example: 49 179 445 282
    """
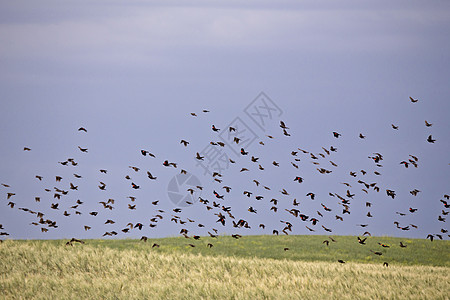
1 1 449 240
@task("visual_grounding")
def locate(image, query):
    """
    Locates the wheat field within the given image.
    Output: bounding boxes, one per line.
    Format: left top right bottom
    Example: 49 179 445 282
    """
1 237 449 299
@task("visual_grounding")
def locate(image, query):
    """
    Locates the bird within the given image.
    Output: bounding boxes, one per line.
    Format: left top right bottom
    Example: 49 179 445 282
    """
409 96 418 103
427 135 436 143
338 260 345 264
333 132 341 138
180 140 189 146
78 146 88 152
212 125 220 132
248 207 257 213
147 172 157 180
425 120 432 127
280 121 289 129
322 225 332 232
163 160 177 168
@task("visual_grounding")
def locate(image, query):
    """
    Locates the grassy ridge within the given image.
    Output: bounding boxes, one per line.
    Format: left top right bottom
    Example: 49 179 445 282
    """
1 236 449 299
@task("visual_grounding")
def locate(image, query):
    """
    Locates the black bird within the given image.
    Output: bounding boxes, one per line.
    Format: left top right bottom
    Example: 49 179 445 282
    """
147 172 157 180
306 192 315 200
294 176 303 183
78 146 88 152
358 237 367 245
280 121 289 129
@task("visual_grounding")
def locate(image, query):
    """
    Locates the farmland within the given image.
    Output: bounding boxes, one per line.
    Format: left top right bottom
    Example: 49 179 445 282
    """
1 235 448 299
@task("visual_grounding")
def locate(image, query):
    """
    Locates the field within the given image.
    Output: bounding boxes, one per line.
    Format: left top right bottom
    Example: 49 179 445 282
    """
1 235 449 299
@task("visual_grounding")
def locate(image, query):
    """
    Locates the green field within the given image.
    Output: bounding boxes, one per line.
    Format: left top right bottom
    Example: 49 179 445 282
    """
1 235 449 299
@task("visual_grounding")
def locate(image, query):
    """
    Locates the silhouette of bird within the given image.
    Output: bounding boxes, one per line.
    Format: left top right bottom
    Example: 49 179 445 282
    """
427 135 436 143
248 207 257 213
306 192 315 200
280 121 289 129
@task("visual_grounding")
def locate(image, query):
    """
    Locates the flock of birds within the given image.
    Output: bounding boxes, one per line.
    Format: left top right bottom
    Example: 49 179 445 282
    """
1 96 448 265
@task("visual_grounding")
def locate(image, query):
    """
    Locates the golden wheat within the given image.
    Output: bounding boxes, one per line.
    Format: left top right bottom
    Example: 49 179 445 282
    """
0 240 448 299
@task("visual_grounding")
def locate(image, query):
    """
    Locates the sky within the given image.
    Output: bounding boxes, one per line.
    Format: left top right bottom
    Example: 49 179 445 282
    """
0 1 449 240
